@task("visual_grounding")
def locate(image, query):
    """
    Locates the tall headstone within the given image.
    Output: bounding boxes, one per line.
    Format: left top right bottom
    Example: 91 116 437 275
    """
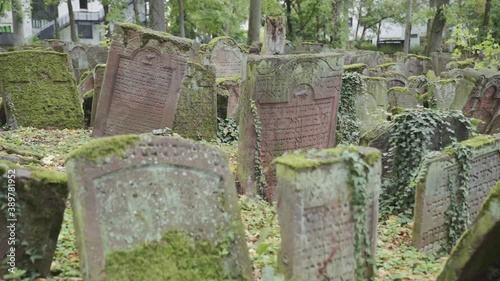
413 134 500 253
201 37 247 78
0 51 84 129
238 53 343 201
275 147 381 280
66 135 252 281
92 24 192 137
172 63 217 140
356 77 388 133
90 64 106 127
262 16 287 55
437 180 500 281
0 161 68 278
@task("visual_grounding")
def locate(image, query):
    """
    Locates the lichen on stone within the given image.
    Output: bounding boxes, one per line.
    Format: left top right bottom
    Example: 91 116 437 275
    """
65 134 141 163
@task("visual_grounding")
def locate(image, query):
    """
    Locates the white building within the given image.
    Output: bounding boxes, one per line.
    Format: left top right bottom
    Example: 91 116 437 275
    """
0 0 146 46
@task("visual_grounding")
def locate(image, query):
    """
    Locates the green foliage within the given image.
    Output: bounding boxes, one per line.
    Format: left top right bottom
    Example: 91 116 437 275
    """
217 117 239 144
447 25 500 70
250 100 266 199
336 72 363 145
443 142 472 253
381 109 472 220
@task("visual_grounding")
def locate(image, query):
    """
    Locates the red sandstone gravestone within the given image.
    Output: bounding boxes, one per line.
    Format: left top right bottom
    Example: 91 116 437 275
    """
237 53 344 201
463 75 500 134
92 24 192 137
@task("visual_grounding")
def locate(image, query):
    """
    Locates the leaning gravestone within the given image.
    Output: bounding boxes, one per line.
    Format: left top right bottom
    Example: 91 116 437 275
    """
172 63 217 140
201 37 247 78
356 76 388 133
262 16 287 55
413 134 500 253
0 51 84 129
275 147 381 280
238 53 343 201
0 161 68 278
90 64 106 127
66 135 252 281
437 180 500 281
92 24 192 137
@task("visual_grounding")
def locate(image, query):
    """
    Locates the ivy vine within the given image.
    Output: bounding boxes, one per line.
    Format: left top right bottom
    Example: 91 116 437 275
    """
380 108 472 220
443 142 472 252
250 100 266 199
336 72 364 145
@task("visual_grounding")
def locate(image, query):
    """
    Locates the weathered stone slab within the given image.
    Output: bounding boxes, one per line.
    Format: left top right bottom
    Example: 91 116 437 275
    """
275 147 381 280
356 76 388 133
172 63 217 140
86 46 109 70
385 72 409 89
413 134 500 253
69 45 90 82
262 16 287 55
237 53 343 201
66 135 252 281
201 37 247 78
90 64 106 127
0 161 68 278
395 54 432 77
92 24 192 137
437 180 500 281
0 51 84 129
216 77 241 119
79 71 94 99
429 78 475 110
388 87 419 109
432 52 453 75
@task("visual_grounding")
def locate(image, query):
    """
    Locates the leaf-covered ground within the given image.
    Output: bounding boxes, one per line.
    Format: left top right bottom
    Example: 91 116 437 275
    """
0 128 446 280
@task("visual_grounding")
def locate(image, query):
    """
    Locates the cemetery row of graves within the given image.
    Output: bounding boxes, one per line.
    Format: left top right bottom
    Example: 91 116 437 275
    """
0 18 499 281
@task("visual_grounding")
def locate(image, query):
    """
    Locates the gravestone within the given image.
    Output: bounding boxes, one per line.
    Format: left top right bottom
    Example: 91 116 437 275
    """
0 51 84 129
238 53 343 201
92 23 192 137
172 63 217 140
262 16 287 55
356 77 388 133
437 181 500 281
86 46 109 70
408 75 429 96
90 64 106 127
69 45 90 82
432 52 453 75
385 72 409 89
201 37 247 78
66 135 252 281
395 54 432 77
79 71 94 99
413 134 500 253
275 147 381 281
387 87 420 109
216 77 241 119
429 78 475 110
0 161 68 278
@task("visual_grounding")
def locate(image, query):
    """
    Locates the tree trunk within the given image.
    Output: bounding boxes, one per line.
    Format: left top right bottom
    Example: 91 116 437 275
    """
149 0 165 31
354 0 364 41
133 0 141 25
376 20 382 44
483 0 491 28
424 0 449 56
53 5 60 39
285 0 292 40
12 0 25 46
68 0 78 42
178 0 185 37
403 0 412 55
247 0 262 45
426 0 436 37
331 0 343 48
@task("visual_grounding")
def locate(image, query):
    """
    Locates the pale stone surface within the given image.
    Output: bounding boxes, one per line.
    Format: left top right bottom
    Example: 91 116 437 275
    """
275 147 381 281
356 77 388 133
201 37 247 78
413 134 500 253
262 16 287 55
90 64 106 127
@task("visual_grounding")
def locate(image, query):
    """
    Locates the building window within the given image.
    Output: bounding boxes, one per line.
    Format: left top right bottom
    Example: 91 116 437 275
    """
348 17 353 28
80 0 88 10
410 33 418 38
78 24 93 39
0 26 12 33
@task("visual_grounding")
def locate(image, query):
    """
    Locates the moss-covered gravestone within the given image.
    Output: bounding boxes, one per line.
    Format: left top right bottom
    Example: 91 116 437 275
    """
172 63 217 140
201 37 247 79
93 23 192 137
217 77 241 119
0 51 84 129
428 79 474 110
387 86 420 109
238 53 343 201
275 147 381 280
0 161 68 278
413 134 500 253
356 77 388 133
437 181 500 281
66 135 252 281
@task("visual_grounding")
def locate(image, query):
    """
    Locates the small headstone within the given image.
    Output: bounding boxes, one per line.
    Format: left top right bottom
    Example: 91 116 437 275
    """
90 64 106 127
356 77 388 133
388 87 419 109
66 135 252 281
237 53 343 201
0 50 84 129
92 23 192 137
201 37 247 78
68 45 90 82
431 52 453 75
275 147 381 280
262 16 287 55
0 161 68 278
385 72 409 89
172 63 217 140
437 180 500 281
413 134 500 253
396 54 432 77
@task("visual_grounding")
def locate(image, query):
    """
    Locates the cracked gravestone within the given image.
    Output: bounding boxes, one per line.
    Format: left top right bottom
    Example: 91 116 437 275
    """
65 135 252 281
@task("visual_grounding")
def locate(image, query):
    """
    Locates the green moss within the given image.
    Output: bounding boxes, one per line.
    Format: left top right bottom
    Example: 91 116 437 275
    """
374 62 397 69
65 134 141 163
1 143 44 159
457 60 475 68
363 76 385 81
103 231 243 281
117 23 192 51
83 89 94 100
216 76 241 85
438 79 457 84
0 50 84 129
390 87 410 94
390 106 406 115
344 63 367 73
426 70 437 81
202 37 246 53
30 167 67 184
407 54 431 60
418 92 429 103
460 135 495 149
